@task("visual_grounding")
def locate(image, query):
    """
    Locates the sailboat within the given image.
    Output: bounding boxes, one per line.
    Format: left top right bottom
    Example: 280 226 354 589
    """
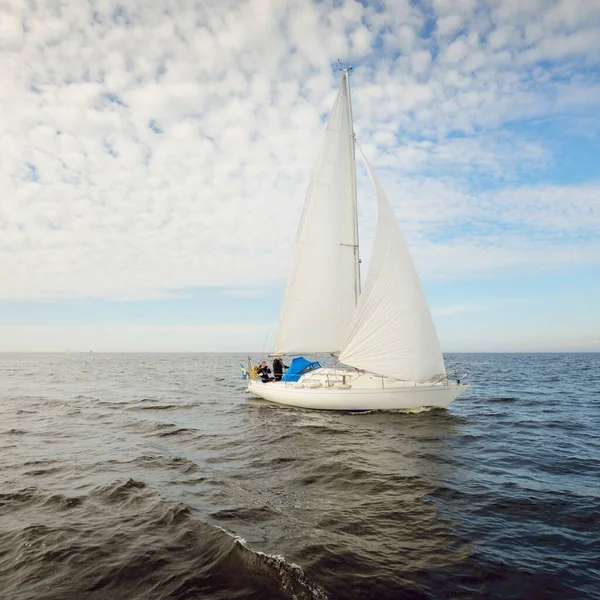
247 68 470 411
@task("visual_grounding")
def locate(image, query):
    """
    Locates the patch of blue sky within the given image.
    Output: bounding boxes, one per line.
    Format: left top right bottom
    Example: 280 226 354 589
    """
0 287 283 327
103 139 117 157
25 163 39 182
426 266 600 303
111 6 131 27
426 224 598 253
413 134 600 195
415 166 529 191
105 92 127 107
500 118 600 186
423 220 524 244
149 120 163 134
527 230 599 244
427 266 600 349
411 0 437 38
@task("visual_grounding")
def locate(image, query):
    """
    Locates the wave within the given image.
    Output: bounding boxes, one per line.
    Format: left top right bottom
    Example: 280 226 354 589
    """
0 480 328 600
216 526 328 600
2 352 599 599
488 396 519 402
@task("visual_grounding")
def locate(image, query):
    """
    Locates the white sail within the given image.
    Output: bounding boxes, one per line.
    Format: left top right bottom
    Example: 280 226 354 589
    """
273 71 359 355
338 148 446 382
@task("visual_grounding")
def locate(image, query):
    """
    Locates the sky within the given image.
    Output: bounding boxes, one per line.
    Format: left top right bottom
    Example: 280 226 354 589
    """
1 0 599 353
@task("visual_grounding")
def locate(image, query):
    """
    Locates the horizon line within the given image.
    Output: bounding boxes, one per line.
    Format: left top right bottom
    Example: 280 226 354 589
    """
1 350 598 355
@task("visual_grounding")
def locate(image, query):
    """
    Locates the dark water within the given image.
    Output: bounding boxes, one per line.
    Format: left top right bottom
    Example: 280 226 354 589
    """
0 353 599 600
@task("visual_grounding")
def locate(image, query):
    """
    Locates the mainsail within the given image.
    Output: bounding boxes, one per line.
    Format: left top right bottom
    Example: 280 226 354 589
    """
338 147 446 382
273 71 359 355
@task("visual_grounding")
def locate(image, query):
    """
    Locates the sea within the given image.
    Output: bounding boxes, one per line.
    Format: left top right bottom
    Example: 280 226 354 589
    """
0 352 598 600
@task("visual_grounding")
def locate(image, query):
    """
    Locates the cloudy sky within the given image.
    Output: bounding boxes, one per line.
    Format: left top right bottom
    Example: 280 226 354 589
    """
1 0 599 352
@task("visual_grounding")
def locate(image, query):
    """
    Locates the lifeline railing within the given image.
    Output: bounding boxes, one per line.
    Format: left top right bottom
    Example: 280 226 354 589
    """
432 369 470 385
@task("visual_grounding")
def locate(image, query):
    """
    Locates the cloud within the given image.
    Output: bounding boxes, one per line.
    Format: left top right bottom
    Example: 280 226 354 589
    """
431 298 520 316
409 49 432 76
219 288 268 298
564 338 600 351
355 174 600 281
0 0 599 302
432 303 490 316
436 14 465 39
0 324 274 352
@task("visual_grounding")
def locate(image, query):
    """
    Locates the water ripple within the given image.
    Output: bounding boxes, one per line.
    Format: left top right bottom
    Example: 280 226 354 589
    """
0 352 599 599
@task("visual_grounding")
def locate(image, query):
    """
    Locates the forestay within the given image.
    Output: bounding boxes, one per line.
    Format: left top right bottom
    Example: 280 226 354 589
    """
338 147 446 382
273 72 359 355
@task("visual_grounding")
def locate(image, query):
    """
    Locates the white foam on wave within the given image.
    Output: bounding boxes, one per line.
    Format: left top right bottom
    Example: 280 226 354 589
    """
215 525 328 600
404 405 434 414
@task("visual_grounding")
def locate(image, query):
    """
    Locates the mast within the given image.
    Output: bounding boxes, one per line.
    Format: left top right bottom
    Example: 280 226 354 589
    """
343 67 361 304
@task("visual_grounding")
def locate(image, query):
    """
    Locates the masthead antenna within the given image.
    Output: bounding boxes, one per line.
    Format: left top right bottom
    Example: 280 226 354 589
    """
335 59 353 73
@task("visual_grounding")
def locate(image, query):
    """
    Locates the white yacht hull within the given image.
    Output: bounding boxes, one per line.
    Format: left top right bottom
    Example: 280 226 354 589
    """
247 372 469 411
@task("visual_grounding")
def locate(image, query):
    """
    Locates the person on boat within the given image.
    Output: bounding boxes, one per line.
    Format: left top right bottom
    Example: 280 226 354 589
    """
257 361 273 382
272 356 288 381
